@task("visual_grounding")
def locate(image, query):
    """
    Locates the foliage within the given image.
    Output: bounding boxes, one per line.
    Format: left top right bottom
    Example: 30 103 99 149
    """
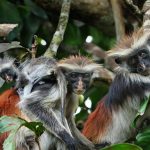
101 143 142 150
0 0 150 150
135 127 150 150
0 116 45 150
132 96 150 128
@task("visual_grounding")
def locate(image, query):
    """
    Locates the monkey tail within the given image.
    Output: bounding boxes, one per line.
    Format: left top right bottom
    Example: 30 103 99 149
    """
82 95 112 144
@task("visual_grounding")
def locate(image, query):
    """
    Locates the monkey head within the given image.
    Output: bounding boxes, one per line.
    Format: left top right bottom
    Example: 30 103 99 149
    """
19 57 58 97
108 29 150 76
0 57 19 82
58 56 101 95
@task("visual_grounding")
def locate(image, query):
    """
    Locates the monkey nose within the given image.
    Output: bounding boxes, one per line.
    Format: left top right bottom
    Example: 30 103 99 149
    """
137 64 145 73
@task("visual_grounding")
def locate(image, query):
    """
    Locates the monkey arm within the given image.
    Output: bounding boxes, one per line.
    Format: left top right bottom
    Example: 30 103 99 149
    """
66 98 95 150
68 117 95 150
106 72 150 107
26 102 76 149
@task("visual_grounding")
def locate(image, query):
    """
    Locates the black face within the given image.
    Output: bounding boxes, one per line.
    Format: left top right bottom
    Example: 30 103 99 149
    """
31 74 57 92
115 49 150 76
66 71 92 95
0 68 17 82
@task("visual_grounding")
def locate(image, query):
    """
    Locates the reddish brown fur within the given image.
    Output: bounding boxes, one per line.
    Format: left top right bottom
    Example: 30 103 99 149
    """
0 89 21 149
82 95 112 144
0 89 29 150
59 55 95 67
0 89 20 116
108 28 144 55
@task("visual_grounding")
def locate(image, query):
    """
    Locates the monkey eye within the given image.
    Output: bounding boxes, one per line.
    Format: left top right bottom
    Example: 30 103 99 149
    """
138 51 148 58
84 73 91 78
70 72 77 78
37 81 45 85
115 57 122 64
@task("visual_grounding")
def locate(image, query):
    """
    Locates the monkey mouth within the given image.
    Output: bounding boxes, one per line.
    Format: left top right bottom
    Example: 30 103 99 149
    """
74 89 85 95
5 74 13 82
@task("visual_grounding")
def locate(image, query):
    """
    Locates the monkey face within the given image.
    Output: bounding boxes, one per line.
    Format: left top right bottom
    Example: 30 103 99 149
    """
66 71 92 95
115 49 150 76
0 67 18 82
31 74 57 92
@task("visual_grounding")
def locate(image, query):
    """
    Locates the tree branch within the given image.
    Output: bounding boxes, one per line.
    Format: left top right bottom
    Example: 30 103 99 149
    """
0 42 23 53
110 0 125 41
0 24 18 37
44 0 71 57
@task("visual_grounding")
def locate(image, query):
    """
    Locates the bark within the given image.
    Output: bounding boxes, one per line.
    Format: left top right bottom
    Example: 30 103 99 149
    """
35 0 115 36
35 0 145 36
44 0 71 57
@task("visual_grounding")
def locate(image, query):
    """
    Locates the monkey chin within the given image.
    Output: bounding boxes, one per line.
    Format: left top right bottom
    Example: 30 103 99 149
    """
73 89 85 95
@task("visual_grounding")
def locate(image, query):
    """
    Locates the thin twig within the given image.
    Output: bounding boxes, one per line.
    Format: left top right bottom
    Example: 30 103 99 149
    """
44 0 71 57
125 0 142 15
31 36 38 58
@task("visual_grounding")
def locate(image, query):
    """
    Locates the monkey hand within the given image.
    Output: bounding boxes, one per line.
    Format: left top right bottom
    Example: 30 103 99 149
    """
58 130 77 150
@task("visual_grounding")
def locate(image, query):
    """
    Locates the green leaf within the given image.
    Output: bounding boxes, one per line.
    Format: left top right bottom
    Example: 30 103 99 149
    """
3 130 17 150
24 0 48 19
101 143 142 150
20 13 41 47
132 96 150 128
0 116 25 134
0 116 45 149
23 121 45 137
64 23 82 46
0 116 26 150
88 26 102 44
135 127 150 150
0 125 18 134
0 0 21 23
34 35 47 46
0 116 25 128
136 127 150 142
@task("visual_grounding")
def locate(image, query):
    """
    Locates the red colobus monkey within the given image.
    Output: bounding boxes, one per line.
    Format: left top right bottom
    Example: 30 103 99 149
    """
82 5 150 145
18 56 106 150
